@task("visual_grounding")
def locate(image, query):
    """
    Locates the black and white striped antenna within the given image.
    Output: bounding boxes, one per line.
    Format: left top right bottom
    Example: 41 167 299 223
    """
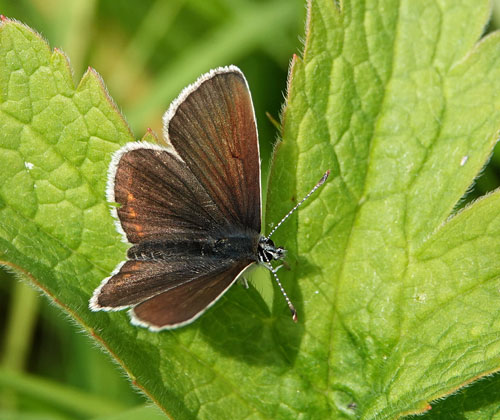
265 170 330 322
266 170 330 240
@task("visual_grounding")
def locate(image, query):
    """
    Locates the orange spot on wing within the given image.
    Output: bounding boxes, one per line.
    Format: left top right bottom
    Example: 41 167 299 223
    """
124 197 145 238
130 220 144 237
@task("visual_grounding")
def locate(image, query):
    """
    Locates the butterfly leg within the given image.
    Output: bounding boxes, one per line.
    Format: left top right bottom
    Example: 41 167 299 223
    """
238 276 250 289
273 264 284 273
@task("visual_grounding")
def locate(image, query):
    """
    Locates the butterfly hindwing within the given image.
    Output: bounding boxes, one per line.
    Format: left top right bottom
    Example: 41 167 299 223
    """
130 261 251 330
91 253 253 313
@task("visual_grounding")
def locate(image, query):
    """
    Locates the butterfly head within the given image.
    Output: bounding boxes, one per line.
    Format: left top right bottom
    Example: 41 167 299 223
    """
258 236 286 264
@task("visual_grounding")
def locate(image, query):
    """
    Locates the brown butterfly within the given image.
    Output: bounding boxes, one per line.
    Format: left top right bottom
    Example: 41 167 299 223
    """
89 66 328 330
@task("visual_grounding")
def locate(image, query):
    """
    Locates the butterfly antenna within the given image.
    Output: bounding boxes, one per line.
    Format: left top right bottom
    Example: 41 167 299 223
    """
267 170 330 239
267 263 297 322
261 251 297 322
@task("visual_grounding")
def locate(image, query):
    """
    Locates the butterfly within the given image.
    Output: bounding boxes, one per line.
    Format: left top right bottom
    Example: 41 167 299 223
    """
89 65 328 330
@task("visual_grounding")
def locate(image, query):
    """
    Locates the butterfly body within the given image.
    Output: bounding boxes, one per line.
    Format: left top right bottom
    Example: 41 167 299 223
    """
126 229 260 264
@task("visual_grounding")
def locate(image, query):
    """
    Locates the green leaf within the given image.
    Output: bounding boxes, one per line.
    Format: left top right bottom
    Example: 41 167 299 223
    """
2 1 500 419
267 0 500 418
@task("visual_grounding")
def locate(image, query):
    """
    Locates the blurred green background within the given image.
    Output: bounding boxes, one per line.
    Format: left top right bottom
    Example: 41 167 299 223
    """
1 1 500 419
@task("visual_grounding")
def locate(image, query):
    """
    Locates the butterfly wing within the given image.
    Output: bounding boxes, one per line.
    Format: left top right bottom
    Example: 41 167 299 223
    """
164 66 261 232
107 143 229 244
91 256 252 314
129 261 250 330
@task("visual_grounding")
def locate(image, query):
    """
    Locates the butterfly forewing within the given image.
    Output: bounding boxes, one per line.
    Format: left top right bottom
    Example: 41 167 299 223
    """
111 145 228 244
165 67 261 232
